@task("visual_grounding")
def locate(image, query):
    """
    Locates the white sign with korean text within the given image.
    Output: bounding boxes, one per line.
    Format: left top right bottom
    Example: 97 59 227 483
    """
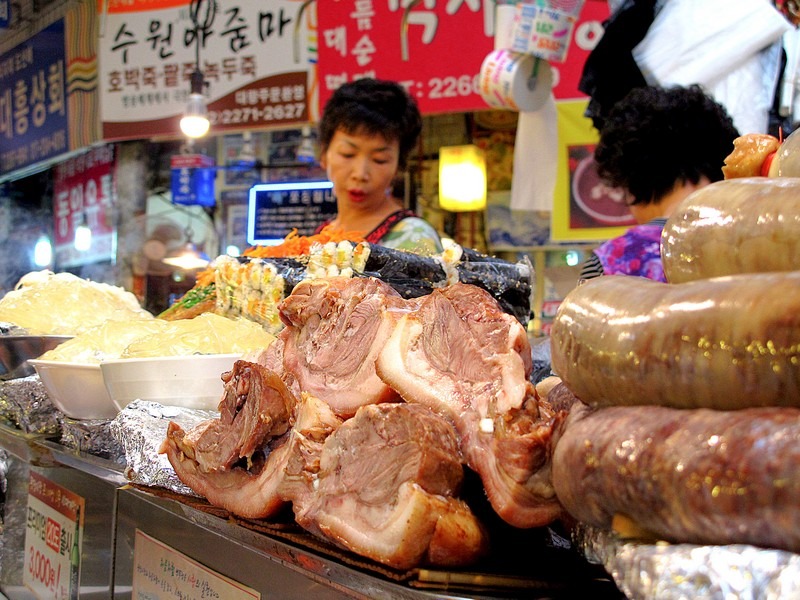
23 472 84 600
100 0 313 141
133 530 261 600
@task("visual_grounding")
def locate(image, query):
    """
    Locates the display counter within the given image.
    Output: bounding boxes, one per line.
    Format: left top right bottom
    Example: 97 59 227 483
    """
0 423 621 600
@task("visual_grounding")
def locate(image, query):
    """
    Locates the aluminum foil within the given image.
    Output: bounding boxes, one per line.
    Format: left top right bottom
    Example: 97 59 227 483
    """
575 525 800 600
0 375 61 436
109 400 218 496
59 417 125 463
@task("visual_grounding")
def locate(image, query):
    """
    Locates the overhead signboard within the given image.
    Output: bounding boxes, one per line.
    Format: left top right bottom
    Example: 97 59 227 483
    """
0 20 69 175
247 181 336 245
316 1 495 115
100 0 314 141
0 0 10 29
53 144 116 268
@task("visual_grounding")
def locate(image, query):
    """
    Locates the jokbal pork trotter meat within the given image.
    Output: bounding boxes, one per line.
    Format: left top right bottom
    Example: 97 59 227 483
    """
550 272 800 410
377 283 572 528
277 277 410 417
291 402 488 570
160 361 340 520
553 403 800 553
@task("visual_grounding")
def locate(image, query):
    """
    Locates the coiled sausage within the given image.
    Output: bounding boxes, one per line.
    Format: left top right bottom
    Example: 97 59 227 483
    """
553 402 800 553
662 177 800 283
550 272 800 409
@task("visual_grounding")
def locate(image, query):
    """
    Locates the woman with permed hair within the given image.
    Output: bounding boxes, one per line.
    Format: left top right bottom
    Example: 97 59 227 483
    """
316 78 443 256
579 84 739 282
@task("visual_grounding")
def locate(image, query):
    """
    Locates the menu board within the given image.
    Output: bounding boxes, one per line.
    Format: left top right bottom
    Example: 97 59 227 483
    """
247 181 336 245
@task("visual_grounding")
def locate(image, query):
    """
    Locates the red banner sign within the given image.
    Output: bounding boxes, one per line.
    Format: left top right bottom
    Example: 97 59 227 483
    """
317 0 496 115
53 145 116 268
316 1 607 115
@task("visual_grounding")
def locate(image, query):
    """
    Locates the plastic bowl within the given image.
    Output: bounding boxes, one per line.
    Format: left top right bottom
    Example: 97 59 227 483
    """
28 359 118 420
100 354 240 412
0 335 72 380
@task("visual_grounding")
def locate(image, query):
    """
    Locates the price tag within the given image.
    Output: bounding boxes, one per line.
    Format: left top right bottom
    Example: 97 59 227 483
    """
23 471 84 600
133 530 260 599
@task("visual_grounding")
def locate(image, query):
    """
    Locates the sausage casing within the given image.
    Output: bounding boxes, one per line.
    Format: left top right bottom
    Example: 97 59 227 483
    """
662 177 800 283
552 403 800 553
550 272 800 409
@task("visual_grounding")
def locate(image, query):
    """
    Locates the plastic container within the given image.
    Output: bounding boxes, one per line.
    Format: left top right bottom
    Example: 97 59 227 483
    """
28 359 117 420
100 354 240 412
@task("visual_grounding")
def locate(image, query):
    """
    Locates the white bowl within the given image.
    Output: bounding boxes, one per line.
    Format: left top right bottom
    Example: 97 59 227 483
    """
28 359 118 420
100 354 240 412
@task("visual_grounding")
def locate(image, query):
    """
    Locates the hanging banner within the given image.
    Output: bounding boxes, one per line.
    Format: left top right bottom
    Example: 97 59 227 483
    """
53 144 117 267
100 0 313 140
0 20 69 175
23 471 85 600
317 0 495 115
316 0 605 116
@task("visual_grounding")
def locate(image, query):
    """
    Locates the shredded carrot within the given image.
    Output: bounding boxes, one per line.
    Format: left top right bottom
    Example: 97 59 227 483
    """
195 267 216 287
242 226 366 259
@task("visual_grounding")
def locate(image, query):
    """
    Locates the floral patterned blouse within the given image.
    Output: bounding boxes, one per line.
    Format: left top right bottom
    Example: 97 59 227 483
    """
580 218 668 282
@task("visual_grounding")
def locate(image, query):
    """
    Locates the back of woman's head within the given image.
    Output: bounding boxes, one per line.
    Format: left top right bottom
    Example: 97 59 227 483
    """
594 84 739 205
319 79 422 169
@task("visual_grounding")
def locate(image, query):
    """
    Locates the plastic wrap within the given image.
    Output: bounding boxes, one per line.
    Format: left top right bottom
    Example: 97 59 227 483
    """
575 525 800 600
0 375 61 436
661 178 800 283
38 313 274 363
109 400 218 496
550 272 800 410
0 271 153 335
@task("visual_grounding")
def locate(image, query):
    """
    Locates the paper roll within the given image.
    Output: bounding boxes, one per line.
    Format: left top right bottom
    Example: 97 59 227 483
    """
494 4 517 51
478 50 553 112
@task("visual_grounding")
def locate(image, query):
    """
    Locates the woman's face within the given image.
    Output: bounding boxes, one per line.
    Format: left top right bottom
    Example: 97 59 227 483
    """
321 128 400 211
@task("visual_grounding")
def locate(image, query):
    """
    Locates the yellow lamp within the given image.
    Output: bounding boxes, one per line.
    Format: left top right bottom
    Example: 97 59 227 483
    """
438 144 487 212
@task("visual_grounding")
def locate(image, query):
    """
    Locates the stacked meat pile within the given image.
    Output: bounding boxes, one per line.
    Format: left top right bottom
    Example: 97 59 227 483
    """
162 278 572 570
548 175 800 553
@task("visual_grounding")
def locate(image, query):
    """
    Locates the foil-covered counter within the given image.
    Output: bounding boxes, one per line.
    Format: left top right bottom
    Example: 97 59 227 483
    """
575 525 800 600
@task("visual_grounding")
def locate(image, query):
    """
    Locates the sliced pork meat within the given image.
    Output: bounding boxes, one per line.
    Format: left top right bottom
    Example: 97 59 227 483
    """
188 360 295 473
243 336 300 397
161 392 342 520
292 402 488 570
376 283 568 528
278 277 411 417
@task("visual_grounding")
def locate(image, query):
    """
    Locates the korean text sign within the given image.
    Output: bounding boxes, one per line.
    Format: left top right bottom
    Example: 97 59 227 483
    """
100 0 313 140
317 0 496 115
247 181 336 244
23 471 84 600
0 19 68 175
53 145 116 268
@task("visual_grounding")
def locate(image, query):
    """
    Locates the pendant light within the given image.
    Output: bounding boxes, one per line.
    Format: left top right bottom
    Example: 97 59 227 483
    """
179 0 216 139
162 225 210 270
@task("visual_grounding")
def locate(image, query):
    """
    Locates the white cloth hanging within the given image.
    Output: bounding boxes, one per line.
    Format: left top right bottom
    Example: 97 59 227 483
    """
510 94 559 212
632 0 791 133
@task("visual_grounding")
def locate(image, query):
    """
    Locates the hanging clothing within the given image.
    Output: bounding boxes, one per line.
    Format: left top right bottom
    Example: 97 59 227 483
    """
632 0 791 134
578 0 658 130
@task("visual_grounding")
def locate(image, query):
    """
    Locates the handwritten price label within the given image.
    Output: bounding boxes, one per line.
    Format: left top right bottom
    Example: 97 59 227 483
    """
133 530 260 600
23 472 83 600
